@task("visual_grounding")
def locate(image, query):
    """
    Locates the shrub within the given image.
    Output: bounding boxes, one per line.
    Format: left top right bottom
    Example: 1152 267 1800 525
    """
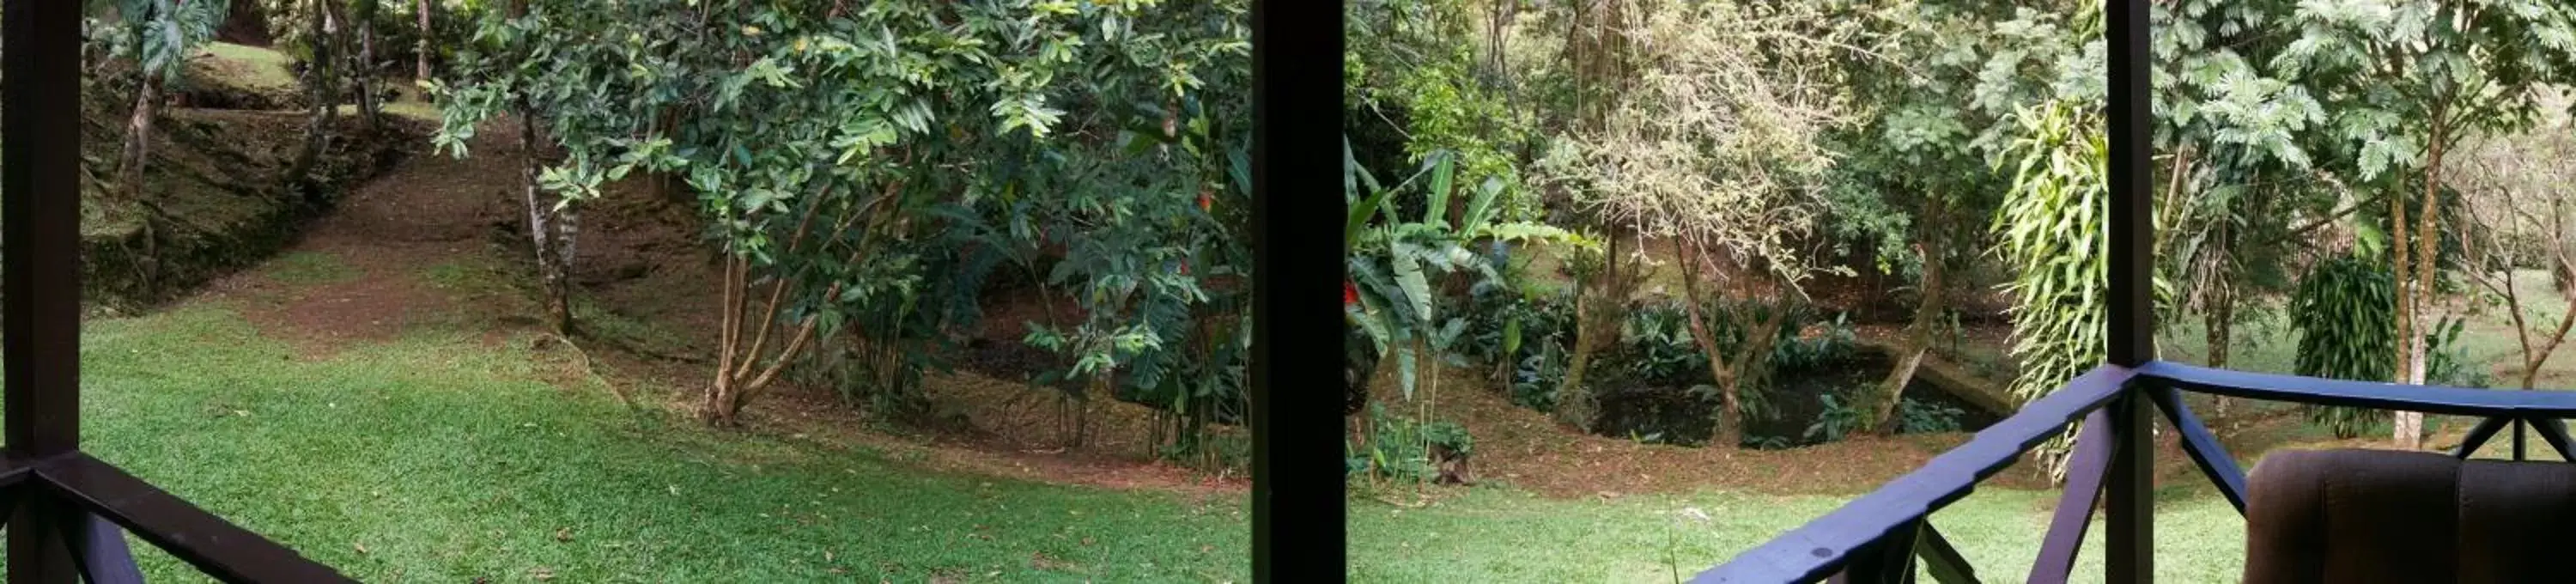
1895 396 1967 434
1804 392 1864 443
1346 404 1476 484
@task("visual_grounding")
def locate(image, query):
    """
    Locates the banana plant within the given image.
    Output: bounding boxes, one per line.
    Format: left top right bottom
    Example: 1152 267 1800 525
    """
1345 137 1583 400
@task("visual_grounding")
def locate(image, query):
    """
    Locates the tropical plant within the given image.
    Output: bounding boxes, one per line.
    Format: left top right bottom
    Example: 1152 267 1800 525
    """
1993 97 2112 482
90 0 230 187
2292 252 2397 438
1805 392 1866 443
1346 144 1577 404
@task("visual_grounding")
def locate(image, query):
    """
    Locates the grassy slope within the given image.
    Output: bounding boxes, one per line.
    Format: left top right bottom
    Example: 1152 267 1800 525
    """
197 42 299 92
68 306 1245 582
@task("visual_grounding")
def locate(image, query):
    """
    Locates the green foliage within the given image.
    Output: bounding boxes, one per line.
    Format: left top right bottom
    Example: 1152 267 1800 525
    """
1461 280 1579 411
1993 97 2110 481
436 1 1254 425
1804 392 1864 443
1994 100 2111 407
87 0 231 86
1896 396 1968 434
1344 0 1543 224
1607 299 1854 426
1347 143 1579 401
1003 1 1253 428
2292 252 2397 437
1827 2 2095 276
1347 403 1473 484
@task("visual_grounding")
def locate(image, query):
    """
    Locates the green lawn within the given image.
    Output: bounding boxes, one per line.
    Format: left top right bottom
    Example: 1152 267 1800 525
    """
1347 486 2244 583
58 306 1245 582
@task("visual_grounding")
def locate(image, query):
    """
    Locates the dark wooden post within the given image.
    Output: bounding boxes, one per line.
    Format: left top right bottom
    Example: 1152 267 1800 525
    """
2105 0 2155 581
1249 3 1346 583
4 0 91 581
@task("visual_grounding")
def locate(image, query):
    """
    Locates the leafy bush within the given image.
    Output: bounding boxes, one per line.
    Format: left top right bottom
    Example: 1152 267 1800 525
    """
1509 343 1570 411
1895 397 1967 434
2292 253 2397 438
1616 304 1711 385
1346 404 1475 484
1772 311 1859 374
1461 281 1577 373
1804 392 1865 443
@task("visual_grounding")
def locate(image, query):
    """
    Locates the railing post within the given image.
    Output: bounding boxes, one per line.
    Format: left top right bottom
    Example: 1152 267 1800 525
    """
2105 0 2154 574
4 0 91 581
2105 389 2154 584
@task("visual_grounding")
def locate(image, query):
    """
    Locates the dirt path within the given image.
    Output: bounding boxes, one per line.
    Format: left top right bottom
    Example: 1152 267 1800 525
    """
201 118 520 354
185 117 1247 497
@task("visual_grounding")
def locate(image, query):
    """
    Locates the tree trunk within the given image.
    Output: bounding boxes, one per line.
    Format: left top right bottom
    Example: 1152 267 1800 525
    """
518 113 574 334
2395 114 2449 450
1868 244 1942 435
355 0 380 131
1553 231 1624 430
416 0 433 80
2206 283 2233 419
119 75 161 201
701 188 877 426
1677 246 1787 448
285 0 339 191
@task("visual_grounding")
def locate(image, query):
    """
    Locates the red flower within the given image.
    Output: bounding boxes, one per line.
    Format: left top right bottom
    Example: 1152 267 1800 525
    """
1344 280 1359 305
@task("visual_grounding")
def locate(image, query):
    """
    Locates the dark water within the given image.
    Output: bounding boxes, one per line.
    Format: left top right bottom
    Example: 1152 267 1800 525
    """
1590 352 2001 448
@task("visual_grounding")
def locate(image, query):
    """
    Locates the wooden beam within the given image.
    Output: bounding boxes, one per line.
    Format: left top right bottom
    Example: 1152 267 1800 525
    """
2030 409 2114 584
2453 416 2514 459
39 455 355 583
1249 1 1346 582
1914 523 1981 584
2146 386 2246 514
2143 362 2576 417
2527 418 2576 462
63 514 144 584
1830 518 1920 584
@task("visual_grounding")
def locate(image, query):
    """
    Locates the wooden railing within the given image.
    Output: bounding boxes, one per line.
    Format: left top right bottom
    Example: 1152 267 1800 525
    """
1700 362 2576 583
4 1 355 581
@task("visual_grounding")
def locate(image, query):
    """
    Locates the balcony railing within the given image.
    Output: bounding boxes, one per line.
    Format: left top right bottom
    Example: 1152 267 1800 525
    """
4 2 355 581
1698 362 2576 583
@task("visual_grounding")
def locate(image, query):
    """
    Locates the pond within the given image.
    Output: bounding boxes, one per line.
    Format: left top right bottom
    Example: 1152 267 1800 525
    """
1588 351 2002 448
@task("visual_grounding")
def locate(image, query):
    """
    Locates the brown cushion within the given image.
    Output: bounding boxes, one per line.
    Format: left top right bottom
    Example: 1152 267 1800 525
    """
2244 448 2576 584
